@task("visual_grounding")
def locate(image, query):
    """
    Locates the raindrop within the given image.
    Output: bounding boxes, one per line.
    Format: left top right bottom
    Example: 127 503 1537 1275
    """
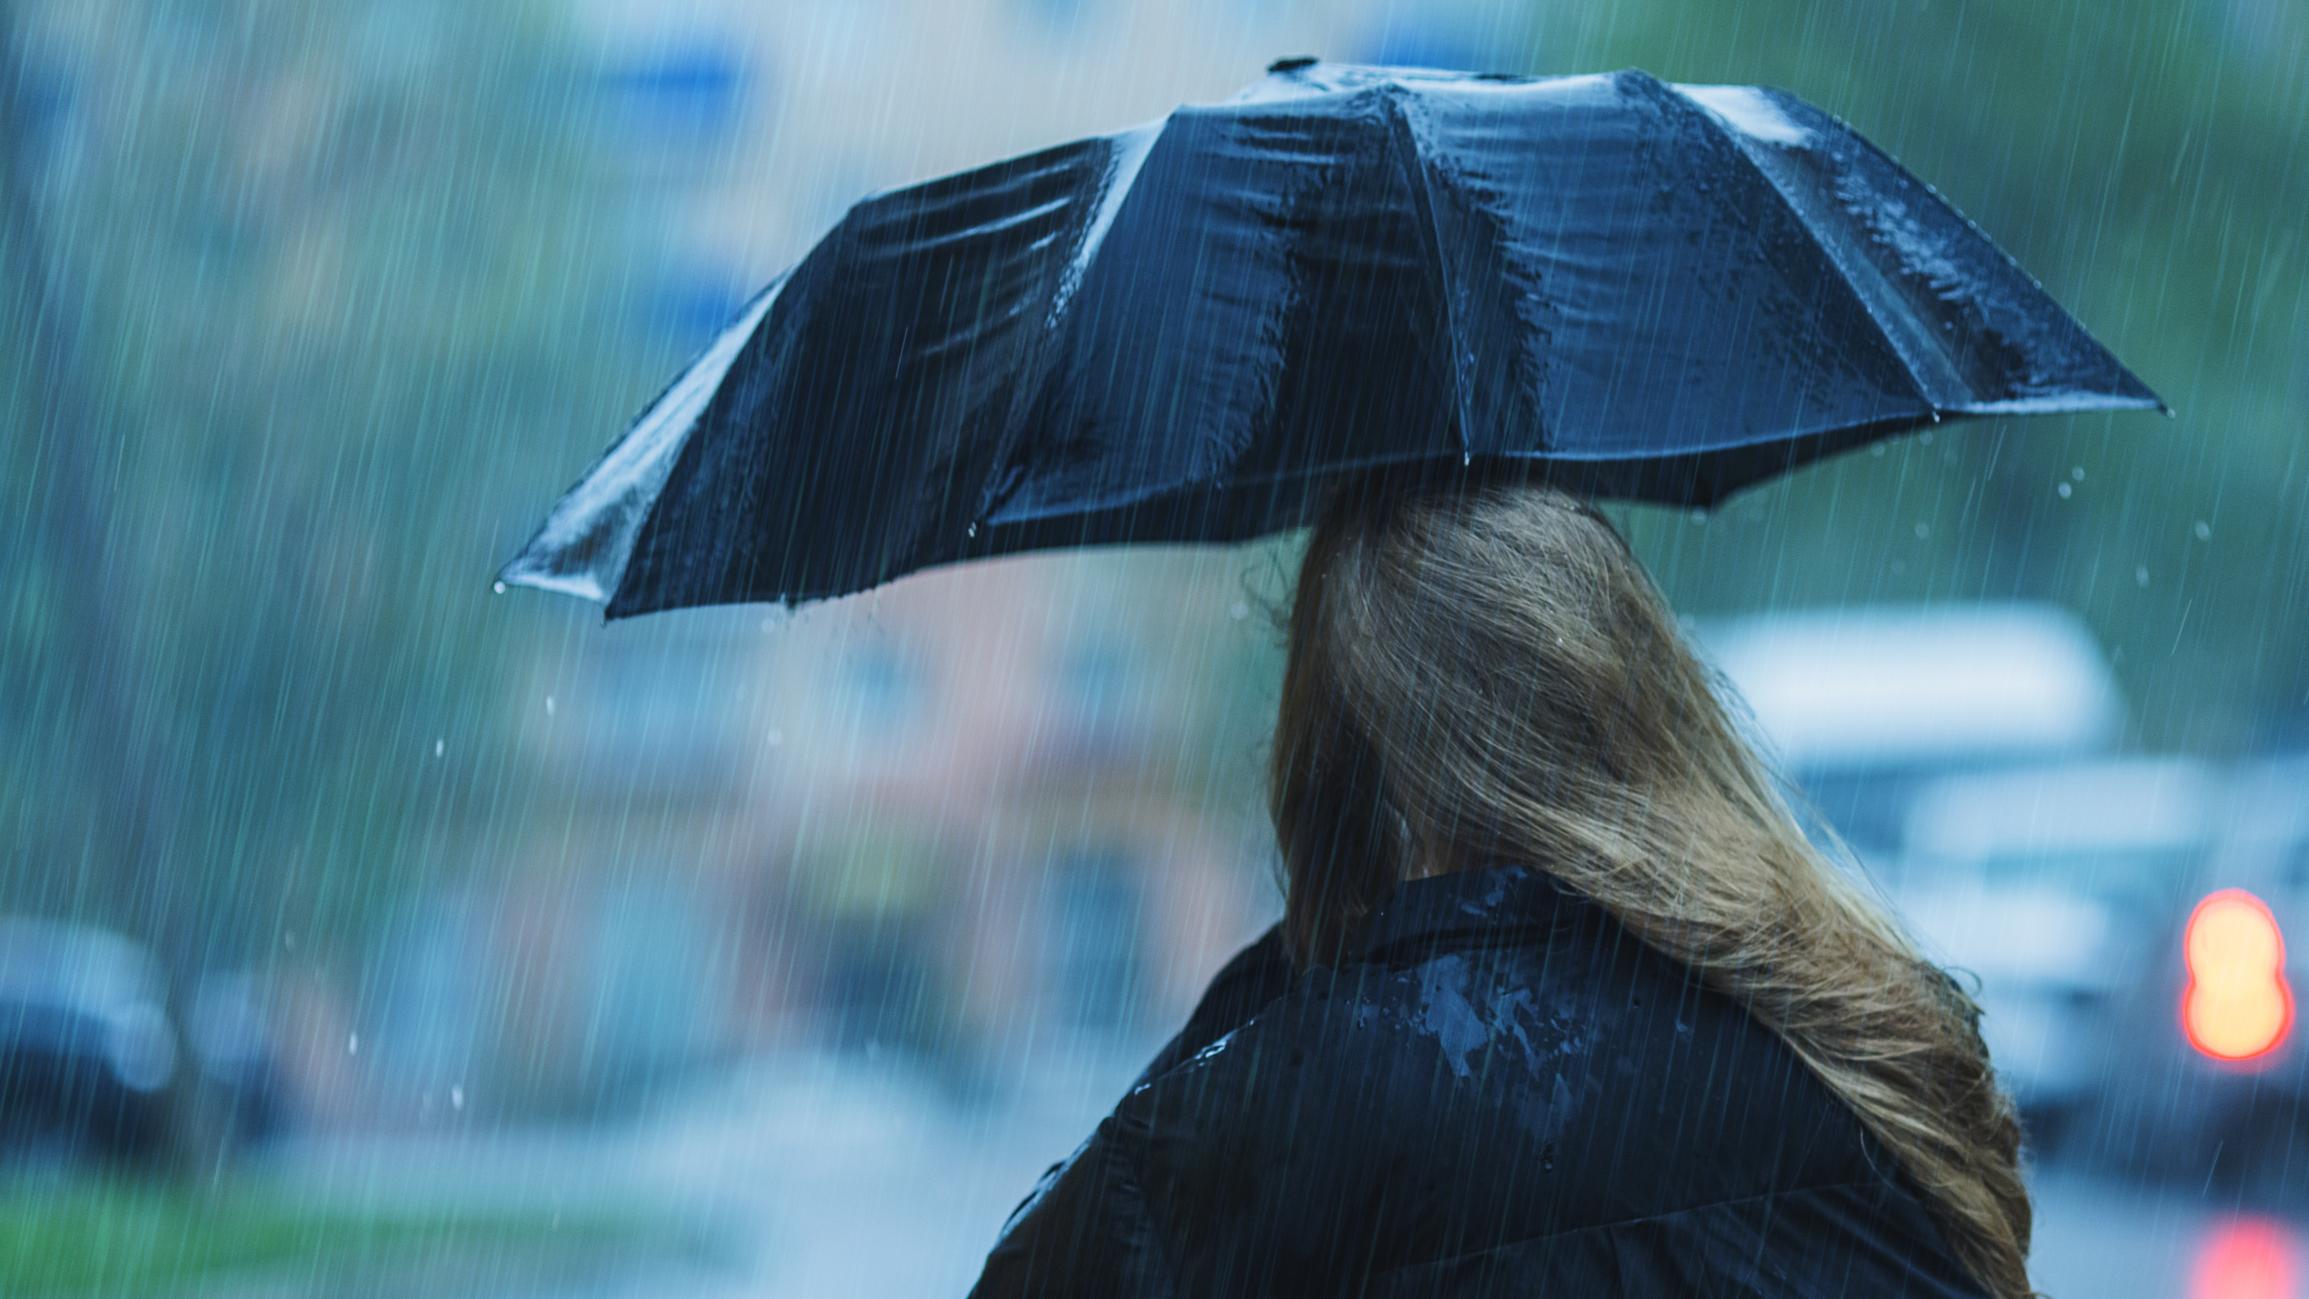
434 737 446 757
1918 431 1934 446
1913 522 1930 540
492 580 506 595
451 1085 466 1111
2070 465 2086 482
766 727 785 748
2056 482 2073 499
347 1033 360 1056
966 521 980 539
2194 520 2213 540
2136 565 2151 587
1229 600 1250 621
545 695 557 716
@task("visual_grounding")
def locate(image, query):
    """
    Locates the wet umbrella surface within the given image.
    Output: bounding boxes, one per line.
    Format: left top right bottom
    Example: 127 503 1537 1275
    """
502 59 2158 616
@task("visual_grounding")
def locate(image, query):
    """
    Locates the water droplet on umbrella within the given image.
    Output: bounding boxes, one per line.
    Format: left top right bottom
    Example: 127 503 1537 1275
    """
348 1033 360 1056
2071 465 2086 482
434 738 445 757
451 1085 466 1110
2057 482 2073 499
2136 565 2151 587
492 581 506 595
2194 520 2212 540
545 695 556 716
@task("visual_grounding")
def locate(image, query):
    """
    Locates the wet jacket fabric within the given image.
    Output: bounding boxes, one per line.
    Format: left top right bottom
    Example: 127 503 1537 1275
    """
969 864 1988 1298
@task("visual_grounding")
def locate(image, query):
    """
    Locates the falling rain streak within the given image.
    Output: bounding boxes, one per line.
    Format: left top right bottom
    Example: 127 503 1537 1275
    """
0 1 2303 1297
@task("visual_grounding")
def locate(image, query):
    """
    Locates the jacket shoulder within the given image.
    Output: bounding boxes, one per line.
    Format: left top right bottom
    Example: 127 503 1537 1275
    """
1116 957 1554 1287
1126 925 1899 1277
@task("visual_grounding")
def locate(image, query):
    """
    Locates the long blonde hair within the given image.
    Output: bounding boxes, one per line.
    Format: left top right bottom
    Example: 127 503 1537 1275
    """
1269 478 2031 1299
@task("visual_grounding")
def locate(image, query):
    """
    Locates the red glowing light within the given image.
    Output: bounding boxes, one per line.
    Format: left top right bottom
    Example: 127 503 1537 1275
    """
2182 889 2293 1063
2189 1218 2300 1299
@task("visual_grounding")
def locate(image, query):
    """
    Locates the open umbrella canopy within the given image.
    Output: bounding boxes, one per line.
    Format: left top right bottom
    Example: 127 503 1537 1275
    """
501 60 2160 618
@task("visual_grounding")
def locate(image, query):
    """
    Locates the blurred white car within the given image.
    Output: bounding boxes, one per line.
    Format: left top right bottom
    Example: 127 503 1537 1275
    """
1697 603 2124 861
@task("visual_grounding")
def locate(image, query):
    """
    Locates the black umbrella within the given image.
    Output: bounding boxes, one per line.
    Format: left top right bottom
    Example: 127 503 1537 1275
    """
502 60 2159 618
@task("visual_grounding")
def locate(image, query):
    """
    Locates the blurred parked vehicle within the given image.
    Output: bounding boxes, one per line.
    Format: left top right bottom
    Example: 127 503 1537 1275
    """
0 918 179 1162
1887 754 2307 1203
1708 604 2304 1201
0 921 293 1163
2091 751 2308 1202
1885 758 2225 1151
1699 603 2124 862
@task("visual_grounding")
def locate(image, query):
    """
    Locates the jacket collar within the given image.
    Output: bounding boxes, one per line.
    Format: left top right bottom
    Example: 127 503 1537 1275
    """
1353 862 1574 966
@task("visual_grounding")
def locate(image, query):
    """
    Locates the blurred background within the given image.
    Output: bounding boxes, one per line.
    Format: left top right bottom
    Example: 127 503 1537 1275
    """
1 0 2303 1295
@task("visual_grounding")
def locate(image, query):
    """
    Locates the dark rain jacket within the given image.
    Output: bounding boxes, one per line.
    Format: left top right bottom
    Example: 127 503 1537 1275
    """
970 864 1988 1298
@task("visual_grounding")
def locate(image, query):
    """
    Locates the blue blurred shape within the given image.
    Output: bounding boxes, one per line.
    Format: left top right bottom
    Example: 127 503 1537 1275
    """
1356 15 1492 72
1020 0 1094 31
598 42 748 140
649 270 751 350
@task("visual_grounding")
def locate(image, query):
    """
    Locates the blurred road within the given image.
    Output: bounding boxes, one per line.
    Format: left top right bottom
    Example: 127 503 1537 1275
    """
248 1050 2306 1299
2033 1170 2303 1299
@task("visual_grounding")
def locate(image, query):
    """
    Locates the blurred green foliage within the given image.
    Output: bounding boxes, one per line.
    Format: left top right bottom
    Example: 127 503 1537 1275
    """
0 1175 684 1295
3 0 673 961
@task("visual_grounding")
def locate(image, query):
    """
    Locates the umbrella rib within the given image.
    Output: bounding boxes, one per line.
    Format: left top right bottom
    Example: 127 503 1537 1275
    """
978 122 1166 529
1651 83 1941 417
1378 89 1476 461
